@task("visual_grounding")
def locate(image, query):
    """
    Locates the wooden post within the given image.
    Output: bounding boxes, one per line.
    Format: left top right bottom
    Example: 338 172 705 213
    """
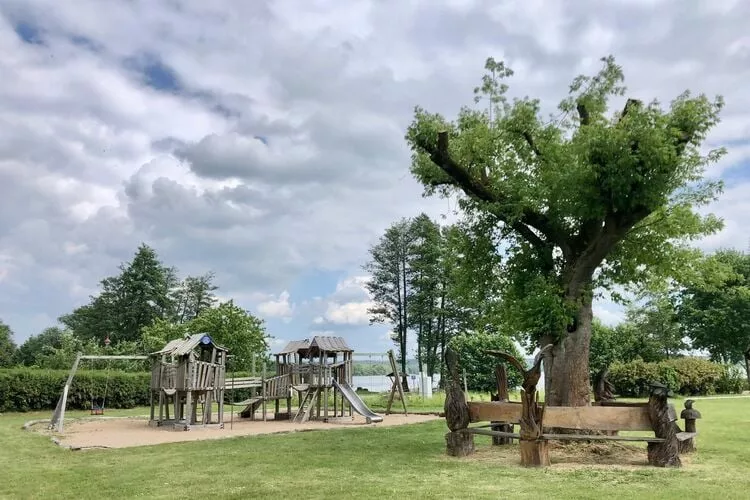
491 364 513 445
679 399 701 453
646 383 681 467
443 348 474 457
487 345 553 467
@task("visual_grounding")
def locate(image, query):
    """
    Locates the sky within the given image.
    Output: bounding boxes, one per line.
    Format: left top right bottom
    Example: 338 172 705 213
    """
1 0 749 357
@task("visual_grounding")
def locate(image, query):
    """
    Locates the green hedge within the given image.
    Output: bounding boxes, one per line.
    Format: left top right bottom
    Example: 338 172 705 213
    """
609 357 745 397
0 368 150 412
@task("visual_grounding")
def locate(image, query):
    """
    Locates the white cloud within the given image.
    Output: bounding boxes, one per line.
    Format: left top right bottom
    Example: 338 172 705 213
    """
322 301 372 326
256 291 294 319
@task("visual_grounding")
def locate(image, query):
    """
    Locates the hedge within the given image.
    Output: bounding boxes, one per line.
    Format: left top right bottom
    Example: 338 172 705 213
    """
609 357 746 397
0 368 150 412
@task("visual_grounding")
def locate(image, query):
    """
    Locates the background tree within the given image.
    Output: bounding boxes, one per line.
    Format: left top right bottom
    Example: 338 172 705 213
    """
60 244 177 344
364 219 415 390
188 300 269 369
14 326 64 366
447 331 522 391
626 292 687 359
408 214 443 376
406 55 724 407
172 272 218 324
679 249 750 379
0 320 17 367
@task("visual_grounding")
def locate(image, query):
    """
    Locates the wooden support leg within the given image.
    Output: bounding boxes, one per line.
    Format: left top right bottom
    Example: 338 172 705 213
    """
520 439 550 467
445 431 474 457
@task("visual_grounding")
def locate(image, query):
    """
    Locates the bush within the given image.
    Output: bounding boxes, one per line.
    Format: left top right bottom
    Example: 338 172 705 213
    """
663 357 724 396
0 368 150 412
609 357 738 397
715 365 746 395
447 332 523 392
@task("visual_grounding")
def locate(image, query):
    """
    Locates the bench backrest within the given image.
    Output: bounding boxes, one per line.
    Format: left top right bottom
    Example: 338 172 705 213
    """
467 401 674 432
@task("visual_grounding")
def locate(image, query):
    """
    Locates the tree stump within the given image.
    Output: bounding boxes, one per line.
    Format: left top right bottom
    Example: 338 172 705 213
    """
679 399 701 453
647 383 681 467
520 439 550 467
446 431 475 457
443 348 474 457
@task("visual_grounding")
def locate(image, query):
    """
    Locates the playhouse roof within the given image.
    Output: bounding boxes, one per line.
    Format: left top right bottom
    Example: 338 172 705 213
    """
276 339 310 355
276 336 352 356
309 336 352 353
150 333 227 356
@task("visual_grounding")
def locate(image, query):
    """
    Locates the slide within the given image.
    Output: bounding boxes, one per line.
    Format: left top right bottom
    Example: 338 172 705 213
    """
332 379 384 423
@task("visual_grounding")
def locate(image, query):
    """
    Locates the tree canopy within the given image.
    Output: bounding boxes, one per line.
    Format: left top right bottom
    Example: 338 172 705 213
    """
406 55 725 406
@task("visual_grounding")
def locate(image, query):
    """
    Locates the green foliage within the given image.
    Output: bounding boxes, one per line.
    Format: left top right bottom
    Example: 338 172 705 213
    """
353 361 391 376
60 244 178 344
14 326 64 367
608 359 679 397
188 300 268 368
609 357 739 397
0 368 150 412
172 272 219 324
625 292 687 358
364 218 414 379
447 332 522 392
678 249 750 364
0 320 17 368
405 54 725 394
715 365 747 394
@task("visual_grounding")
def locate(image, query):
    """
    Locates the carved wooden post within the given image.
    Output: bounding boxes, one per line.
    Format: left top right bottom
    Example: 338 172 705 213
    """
444 348 474 457
679 399 701 453
647 383 681 467
488 345 553 467
491 364 514 445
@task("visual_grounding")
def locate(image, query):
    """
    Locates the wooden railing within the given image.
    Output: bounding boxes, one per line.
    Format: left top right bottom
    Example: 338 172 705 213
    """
264 373 291 399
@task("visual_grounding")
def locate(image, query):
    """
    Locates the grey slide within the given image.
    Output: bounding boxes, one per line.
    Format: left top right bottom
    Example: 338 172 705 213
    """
332 379 384 423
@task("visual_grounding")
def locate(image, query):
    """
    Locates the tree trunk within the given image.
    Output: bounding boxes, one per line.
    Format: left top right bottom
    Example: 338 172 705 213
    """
543 296 594 407
744 349 750 389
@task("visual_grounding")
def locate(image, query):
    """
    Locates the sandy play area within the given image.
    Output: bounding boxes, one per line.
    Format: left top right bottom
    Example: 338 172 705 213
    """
34 412 440 449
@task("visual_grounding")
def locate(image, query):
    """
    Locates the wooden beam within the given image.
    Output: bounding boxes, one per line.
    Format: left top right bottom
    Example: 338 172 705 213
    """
468 402 654 431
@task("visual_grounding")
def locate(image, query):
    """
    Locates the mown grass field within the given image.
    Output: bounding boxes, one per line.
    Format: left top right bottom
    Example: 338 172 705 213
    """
2 395 749 499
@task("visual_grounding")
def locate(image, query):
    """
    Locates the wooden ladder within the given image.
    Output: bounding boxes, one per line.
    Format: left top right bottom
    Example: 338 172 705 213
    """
293 388 319 423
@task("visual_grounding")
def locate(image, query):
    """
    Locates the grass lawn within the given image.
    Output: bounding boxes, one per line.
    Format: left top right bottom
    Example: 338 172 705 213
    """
2 396 749 499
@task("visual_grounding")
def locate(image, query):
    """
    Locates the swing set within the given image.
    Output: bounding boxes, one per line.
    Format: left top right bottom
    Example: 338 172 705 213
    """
48 337 148 433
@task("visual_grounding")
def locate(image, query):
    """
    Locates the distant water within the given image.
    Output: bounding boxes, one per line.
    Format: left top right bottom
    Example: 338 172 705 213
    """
353 360 544 393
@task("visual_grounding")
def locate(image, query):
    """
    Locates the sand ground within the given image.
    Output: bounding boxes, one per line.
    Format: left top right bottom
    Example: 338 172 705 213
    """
38 412 440 449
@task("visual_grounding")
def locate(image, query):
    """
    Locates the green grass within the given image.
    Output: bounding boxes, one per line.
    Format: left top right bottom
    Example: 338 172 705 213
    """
2 397 750 499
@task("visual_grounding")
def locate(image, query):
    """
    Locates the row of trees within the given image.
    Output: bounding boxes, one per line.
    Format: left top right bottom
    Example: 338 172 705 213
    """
1 244 269 371
364 214 504 386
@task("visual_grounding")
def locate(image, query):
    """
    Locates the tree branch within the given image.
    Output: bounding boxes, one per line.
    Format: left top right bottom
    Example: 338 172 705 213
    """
417 131 569 257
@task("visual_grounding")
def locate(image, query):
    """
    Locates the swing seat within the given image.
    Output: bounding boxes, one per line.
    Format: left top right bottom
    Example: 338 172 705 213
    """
90 405 104 415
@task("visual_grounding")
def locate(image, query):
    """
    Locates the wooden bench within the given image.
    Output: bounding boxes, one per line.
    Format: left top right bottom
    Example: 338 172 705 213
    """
442 346 700 468
463 400 698 445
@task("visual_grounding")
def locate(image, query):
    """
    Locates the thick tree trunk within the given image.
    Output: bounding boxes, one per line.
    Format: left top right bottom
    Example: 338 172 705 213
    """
543 295 594 408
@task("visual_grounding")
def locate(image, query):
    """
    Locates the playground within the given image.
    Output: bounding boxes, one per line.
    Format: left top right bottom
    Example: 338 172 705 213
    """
35 412 438 449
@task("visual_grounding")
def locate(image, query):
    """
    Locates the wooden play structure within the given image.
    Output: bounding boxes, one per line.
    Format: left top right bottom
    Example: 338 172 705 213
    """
149 333 228 430
443 346 701 467
225 336 388 424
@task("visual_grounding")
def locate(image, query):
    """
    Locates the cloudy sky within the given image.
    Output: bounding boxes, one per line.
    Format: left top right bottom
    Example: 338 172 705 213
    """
1 0 749 356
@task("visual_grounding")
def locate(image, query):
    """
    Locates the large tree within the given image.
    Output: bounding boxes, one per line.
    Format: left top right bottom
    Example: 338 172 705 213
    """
171 272 219 324
60 244 177 343
406 56 724 406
